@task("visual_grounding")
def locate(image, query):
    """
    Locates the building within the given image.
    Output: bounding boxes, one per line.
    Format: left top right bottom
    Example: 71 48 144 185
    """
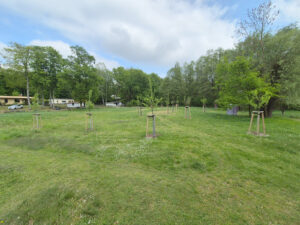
0 96 31 105
49 98 74 105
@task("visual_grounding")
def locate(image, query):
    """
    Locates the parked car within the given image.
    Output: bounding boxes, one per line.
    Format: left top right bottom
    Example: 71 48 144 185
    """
8 104 23 110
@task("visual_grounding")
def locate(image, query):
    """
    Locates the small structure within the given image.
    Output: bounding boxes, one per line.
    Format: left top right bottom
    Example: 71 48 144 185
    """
67 102 81 109
248 111 267 136
227 105 239 115
32 113 41 130
106 102 123 107
86 113 94 131
185 106 191 119
49 98 74 105
146 114 156 138
0 96 31 105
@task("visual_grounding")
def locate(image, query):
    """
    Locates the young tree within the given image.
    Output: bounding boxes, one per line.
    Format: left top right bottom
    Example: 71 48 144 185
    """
143 77 161 115
201 97 207 112
86 89 95 111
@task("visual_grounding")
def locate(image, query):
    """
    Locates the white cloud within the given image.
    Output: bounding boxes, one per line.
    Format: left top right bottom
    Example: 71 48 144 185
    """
29 40 119 69
0 0 237 68
275 0 300 23
29 40 73 58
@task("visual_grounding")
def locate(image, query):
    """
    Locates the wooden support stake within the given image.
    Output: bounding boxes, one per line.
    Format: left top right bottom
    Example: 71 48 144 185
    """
262 113 266 135
86 113 93 131
248 113 254 133
146 116 149 137
256 113 260 135
138 107 142 116
248 111 267 136
32 113 41 130
146 114 156 138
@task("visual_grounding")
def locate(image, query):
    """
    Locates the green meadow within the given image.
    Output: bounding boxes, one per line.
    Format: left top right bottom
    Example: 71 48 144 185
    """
0 107 299 225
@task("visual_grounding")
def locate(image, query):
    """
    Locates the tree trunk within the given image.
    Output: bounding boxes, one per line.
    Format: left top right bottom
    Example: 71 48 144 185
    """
49 91 52 108
42 92 45 106
101 94 105 106
265 98 276 117
248 105 251 117
105 80 108 105
52 90 55 109
26 75 31 109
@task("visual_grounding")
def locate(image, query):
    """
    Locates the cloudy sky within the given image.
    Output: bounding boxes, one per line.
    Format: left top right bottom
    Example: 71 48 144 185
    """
0 0 299 76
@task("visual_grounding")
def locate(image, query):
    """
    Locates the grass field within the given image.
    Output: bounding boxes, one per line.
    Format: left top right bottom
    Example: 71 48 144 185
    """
0 107 299 225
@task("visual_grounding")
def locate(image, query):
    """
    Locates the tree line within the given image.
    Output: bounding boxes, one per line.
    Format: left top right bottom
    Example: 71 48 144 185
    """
0 1 299 116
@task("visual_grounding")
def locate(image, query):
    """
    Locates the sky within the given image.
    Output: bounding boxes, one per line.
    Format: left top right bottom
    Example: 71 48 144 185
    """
0 0 299 77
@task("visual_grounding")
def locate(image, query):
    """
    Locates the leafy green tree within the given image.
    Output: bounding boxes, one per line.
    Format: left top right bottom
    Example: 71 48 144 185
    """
0 67 26 96
216 57 277 115
3 43 33 108
166 62 184 104
96 63 112 105
113 67 150 105
264 25 300 114
59 46 99 107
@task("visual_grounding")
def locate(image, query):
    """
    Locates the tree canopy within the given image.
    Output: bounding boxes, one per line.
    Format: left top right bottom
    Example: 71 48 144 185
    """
0 1 299 115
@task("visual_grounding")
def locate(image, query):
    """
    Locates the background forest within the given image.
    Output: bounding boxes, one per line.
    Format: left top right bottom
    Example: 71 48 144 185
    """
0 1 299 116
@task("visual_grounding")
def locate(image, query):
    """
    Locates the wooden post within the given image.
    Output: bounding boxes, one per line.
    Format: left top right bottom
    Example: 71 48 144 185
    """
152 115 156 137
138 107 142 116
32 113 41 130
146 116 149 137
248 112 254 133
248 111 267 136
146 114 156 138
262 113 266 135
86 113 93 131
256 113 260 135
